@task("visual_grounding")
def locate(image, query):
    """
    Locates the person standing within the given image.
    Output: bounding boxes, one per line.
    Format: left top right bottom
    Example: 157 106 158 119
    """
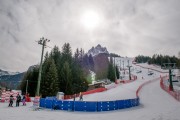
16 93 21 107
8 95 13 107
22 95 26 106
79 92 83 101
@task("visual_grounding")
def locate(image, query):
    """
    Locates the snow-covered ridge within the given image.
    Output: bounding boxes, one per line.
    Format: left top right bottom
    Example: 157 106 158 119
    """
0 69 19 76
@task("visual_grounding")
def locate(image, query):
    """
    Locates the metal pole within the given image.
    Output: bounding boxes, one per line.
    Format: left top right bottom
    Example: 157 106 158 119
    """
114 57 117 80
36 41 45 96
120 59 121 70
119 58 121 79
26 80 28 94
129 66 131 80
36 37 50 96
169 69 173 91
127 60 131 80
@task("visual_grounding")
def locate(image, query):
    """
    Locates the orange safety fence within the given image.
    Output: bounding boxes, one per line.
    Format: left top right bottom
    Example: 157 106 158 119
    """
64 87 107 100
160 77 180 101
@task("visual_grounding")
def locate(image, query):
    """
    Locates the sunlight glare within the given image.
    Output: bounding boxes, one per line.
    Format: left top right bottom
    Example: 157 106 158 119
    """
81 10 100 30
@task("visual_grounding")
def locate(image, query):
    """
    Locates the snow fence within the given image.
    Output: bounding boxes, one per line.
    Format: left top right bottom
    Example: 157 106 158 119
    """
39 97 139 112
160 77 180 101
64 88 107 100
0 90 20 102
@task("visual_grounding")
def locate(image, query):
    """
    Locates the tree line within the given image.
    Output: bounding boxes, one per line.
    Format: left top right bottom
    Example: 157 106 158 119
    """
135 54 180 68
20 43 89 97
107 56 119 82
19 43 120 97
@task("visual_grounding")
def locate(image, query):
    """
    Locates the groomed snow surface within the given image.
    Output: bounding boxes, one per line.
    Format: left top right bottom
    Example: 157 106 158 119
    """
0 62 180 120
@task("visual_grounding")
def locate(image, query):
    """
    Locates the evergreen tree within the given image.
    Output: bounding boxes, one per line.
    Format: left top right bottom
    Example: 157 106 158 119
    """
50 46 61 65
89 54 94 71
20 43 89 96
107 57 115 82
74 48 79 62
61 43 72 64
41 58 59 98
60 61 72 94
116 65 120 79
19 67 39 96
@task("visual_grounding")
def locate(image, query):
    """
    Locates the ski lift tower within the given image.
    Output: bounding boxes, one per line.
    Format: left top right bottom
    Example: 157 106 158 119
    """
36 37 50 96
127 60 132 80
161 63 176 91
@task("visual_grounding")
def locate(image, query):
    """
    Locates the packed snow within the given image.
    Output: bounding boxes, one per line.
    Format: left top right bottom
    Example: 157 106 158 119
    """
0 59 180 120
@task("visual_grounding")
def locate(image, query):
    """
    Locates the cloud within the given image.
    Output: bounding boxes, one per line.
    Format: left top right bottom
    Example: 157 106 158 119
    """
0 0 180 72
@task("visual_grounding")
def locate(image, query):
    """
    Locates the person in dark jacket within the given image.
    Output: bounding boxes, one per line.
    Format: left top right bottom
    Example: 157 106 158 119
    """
16 94 21 107
8 95 13 107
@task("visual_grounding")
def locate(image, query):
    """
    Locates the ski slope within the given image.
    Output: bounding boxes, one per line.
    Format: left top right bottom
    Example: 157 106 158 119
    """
0 61 180 120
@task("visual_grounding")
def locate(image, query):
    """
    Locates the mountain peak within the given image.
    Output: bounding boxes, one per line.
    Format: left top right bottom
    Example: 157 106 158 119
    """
87 44 109 56
0 69 19 76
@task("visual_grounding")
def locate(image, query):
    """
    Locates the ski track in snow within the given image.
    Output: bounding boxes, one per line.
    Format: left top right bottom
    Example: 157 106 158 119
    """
0 61 180 120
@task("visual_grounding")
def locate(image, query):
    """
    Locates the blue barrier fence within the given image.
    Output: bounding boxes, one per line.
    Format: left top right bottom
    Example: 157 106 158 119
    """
39 97 139 112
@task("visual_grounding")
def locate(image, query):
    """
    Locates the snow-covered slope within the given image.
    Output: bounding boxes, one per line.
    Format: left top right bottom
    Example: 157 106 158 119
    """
0 59 180 120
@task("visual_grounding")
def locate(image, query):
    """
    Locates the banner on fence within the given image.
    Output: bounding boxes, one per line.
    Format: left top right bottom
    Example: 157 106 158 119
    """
33 96 40 107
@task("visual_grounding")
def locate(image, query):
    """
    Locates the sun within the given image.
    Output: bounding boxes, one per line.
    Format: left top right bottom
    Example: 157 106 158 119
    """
81 10 100 30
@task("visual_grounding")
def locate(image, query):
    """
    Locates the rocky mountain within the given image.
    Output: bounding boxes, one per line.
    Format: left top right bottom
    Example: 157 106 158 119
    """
87 44 109 56
27 65 39 72
0 73 25 89
93 53 109 80
0 65 40 90
0 69 19 76
0 69 24 89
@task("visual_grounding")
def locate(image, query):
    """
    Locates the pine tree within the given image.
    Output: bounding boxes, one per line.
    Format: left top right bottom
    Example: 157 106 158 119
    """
60 61 72 94
19 67 39 96
50 46 61 65
41 58 59 97
116 65 119 79
89 54 94 71
107 57 115 82
20 43 89 96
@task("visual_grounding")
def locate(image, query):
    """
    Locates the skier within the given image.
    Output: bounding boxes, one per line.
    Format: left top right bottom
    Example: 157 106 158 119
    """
22 95 26 106
79 92 83 101
16 93 21 107
8 95 13 107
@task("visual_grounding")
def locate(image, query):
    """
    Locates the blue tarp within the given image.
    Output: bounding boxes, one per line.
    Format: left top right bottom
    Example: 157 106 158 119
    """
39 98 45 107
97 101 117 111
61 101 74 111
74 101 97 112
39 97 140 112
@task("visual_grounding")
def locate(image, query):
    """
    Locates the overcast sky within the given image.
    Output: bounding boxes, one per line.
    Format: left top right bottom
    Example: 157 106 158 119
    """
0 0 180 72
